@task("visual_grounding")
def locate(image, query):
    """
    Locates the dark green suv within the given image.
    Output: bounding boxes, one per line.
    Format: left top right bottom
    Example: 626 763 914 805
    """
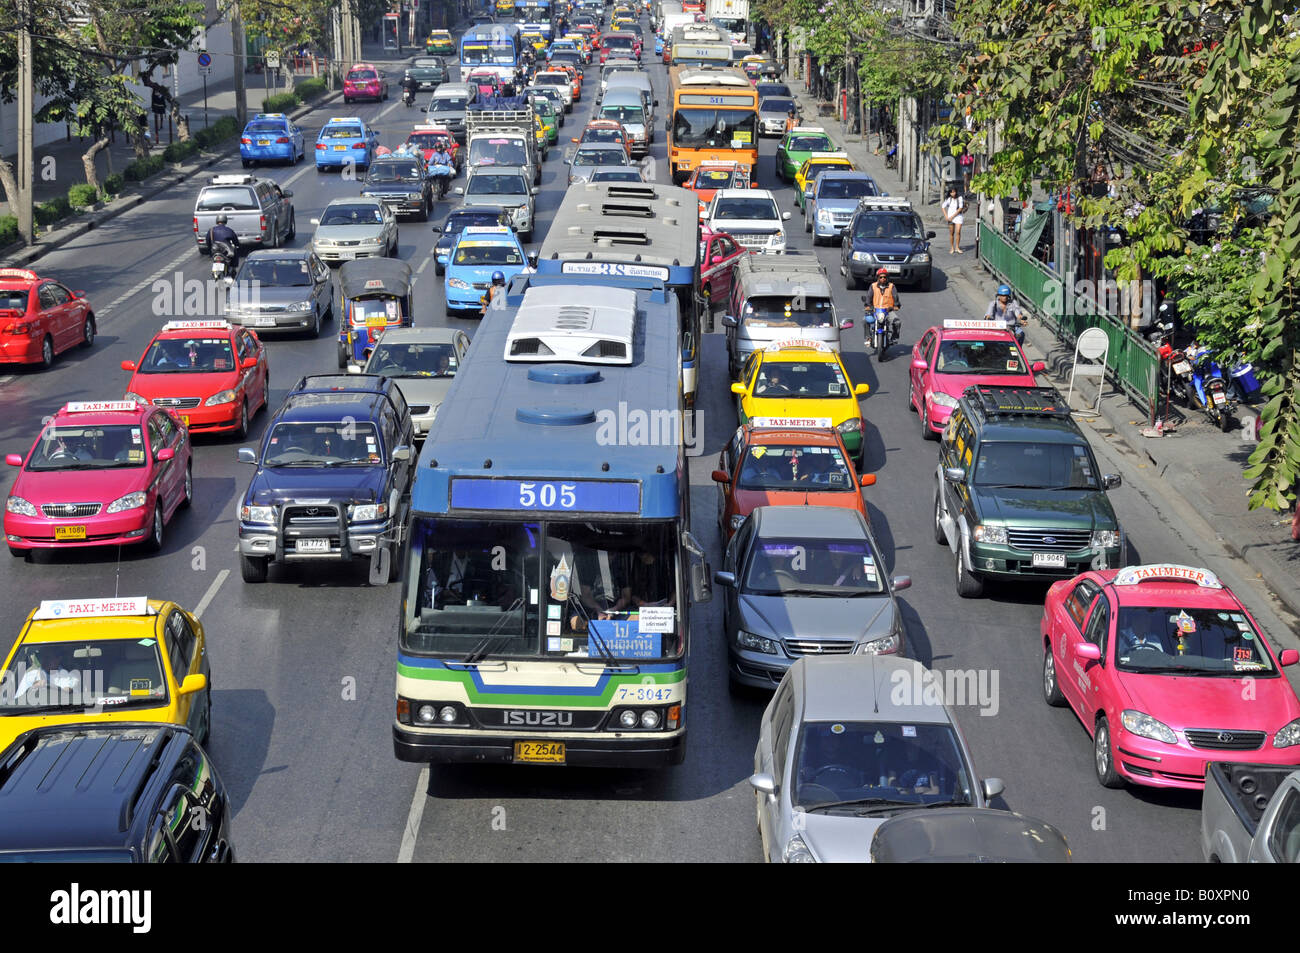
933 385 1124 597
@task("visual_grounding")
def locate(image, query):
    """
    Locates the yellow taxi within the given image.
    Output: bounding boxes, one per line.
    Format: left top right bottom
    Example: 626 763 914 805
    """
0 596 212 752
794 151 856 212
523 31 547 52
731 340 870 465
425 29 455 56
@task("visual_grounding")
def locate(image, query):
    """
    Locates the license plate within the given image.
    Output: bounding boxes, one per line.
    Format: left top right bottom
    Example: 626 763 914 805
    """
885 264 902 274
1172 361 1191 375
1032 552 1067 568
366 316 388 328
338 251 355 260
334 144 347 151
1212 392 1227 405
54 525 86 541
257 139 270 146
514 741 565 764
181 415 190 425
245 316 276 328
296 538 330 553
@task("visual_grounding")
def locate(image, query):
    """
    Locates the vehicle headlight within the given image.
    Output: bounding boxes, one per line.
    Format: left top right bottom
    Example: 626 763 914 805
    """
783 833 816 863
1274 718 1300 748
770 233 786 246
1121 709 1178 745
736 630 778 655
855 630 900 655
817 208 832 223
1091 529 1121 549
348 502 389 522
447 277 472 290
315 238 336 248
288 300 313 312
729 513 746 531
972 523 1007 544
125 392 148 405
6 496 37 517
852 251 873 262
206 389 237 406
836 418 861 433
106 491 148 514
930 391 960 409
361 236 382 246
912 252 931 263
240 504 276 523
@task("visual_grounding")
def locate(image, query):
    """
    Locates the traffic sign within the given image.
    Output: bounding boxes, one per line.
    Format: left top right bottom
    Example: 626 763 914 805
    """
199 66 213 75
265 51 280 69
197 50 212 67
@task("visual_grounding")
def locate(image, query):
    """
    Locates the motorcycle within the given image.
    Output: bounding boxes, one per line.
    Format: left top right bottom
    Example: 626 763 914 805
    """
210 241 236 282
430 163 454 200
1182 343 1235 431
864 297 899 361
402 86 415 107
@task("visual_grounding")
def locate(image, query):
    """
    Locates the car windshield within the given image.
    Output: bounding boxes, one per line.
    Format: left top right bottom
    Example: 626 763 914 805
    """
819 178 878 199
672 108 757 147
537 73 569 86
445 211 504 234
320 204 384 226
935 340 1026 375
591 170 642 181
713 197 779 220
348 69 378 80
407 133 450 150
575 148 627 166
320 125 364 139
532 99 555 116
0 289 31 310
737 443 854 493
853 212 924 241
24 424 149 471
743 536 885 595
367 341 457 378
602 105 645 125
139 336 235 374
469 139 528 166
454 242 524 266
366 161 422 183
803 162 850 182
468 173 528 195
0 639 168 714
428 98 467 112
1114 606 1278 675
757 84 792 98
760 97 794 114
246 122 286 134
973 441 1099 489
794 722 974 812
263 421 381 466
754 358 850 398
236 257 313 287
196 187 257 211
788 135 832 152
742 295 834 329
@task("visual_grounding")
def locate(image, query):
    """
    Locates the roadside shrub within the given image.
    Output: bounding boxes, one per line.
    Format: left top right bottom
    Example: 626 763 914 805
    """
66 183 99 207
102 173 125 196
261 92 300 112
163 138 200 163
194 115 239 148
124 154 165 181
0 215 18 246
297 77 327 101
35 196 71 227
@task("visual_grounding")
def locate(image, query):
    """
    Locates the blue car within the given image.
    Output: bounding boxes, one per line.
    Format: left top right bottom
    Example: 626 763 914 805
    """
443 226 532 317
655 34 664 56
315 117 379 172
240 113 305 167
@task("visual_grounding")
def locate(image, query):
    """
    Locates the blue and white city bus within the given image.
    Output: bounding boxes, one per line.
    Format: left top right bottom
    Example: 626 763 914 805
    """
459 23 523 85
393 276 711 768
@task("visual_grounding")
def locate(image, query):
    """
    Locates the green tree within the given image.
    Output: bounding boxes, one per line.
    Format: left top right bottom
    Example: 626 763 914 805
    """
236 0 334 91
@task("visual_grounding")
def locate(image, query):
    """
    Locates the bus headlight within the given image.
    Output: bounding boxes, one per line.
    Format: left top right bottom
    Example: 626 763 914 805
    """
439 705 459 724
640 709 660 728
619 709 638 728
416 704 438 723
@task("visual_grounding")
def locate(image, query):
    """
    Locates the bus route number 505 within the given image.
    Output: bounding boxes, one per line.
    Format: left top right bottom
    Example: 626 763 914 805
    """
519 481 577 509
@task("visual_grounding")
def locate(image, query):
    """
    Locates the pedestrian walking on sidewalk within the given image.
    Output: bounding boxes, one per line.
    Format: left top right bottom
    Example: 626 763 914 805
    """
943 187 966 254
151 88 166 137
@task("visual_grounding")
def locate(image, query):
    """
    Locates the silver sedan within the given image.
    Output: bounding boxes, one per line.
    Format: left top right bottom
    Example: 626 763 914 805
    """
224 248 334 336
310 197 399 264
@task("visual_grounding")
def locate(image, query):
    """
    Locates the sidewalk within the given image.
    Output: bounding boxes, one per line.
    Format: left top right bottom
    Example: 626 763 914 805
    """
796 85 1300 622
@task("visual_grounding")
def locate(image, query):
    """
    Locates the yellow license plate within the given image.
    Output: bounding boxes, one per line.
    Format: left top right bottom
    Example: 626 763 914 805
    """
55 525 86 541
334 144 347 151
181 415 190 425
514 741 565 764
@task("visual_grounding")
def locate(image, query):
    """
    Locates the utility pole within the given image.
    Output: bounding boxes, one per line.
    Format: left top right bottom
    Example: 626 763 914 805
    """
232 1 247 126
16 0 34 245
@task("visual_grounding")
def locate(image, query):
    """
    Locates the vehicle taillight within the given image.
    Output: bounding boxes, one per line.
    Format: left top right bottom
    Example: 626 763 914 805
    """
193 217 199 233
354 142 366 149
316 143 325 150
13 322 31 333
276 137 290 143
260 215 267 232
241 137 251 145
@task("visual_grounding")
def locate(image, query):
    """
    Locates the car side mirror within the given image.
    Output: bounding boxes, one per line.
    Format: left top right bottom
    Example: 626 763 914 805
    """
282 189 293 198
711 469 730 483
891 574 912 591
911 358 928 371
1031 360 1046 373
749 772 777 797
241 356 257 369
721 314 737 328
943 466 966 483
237 447 258 465
982 778 1006 800
310 218 320 225
431 225 441 233
926 230 936 239
346 363 363 374
1102 474 1122 489
527 250 539 266
155 447 175 462
713 570 735 588
730 382 746 395
178 673 208 696
120 360 137 371
854 383 870 396
1280 649 1299 667
531 186 541 195
392 445 413 462
859 472 876 487
1076 643 1101 662
73 289 85 298
420 106 427 112
6 454 24 467
453 187 464 195
781 211 791 220
653 99 659 106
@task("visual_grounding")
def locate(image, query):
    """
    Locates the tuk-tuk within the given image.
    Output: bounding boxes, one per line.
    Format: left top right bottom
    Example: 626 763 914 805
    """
337 258 414 368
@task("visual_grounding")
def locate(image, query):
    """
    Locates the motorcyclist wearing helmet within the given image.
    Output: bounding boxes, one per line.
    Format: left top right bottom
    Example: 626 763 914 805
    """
868 267 901 345
986 284 1025 343
207 214 240 270
481 270 507 316
429 137 455 198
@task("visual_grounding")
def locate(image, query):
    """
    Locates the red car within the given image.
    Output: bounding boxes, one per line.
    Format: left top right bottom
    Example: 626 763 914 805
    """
344 64 389 104
599 32 641 63
1041 563 1300 790
685 161 753 217
0 268 96 368
404 125 462 171
712 423 874 539
465 70 503 98
4 400 191 556
699 226 746 307
909 319 1045 440
122 320 269 439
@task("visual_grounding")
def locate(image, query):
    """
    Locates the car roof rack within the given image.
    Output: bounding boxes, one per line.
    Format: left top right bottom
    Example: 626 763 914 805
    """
856 196 912 212
290 373 388 395
963 385 1071 419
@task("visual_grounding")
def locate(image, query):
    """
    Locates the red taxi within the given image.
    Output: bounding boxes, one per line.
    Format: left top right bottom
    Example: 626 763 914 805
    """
4 400 191 556
699 225 746 308
1042 563 1300 790
684 161 753 217
0 268 96 368
712 423 874 539
121 320 269 439
404 125 462 171
909 319 1045 440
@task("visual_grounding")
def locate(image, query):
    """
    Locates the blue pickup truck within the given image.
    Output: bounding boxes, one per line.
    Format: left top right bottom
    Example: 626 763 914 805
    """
236 374 415 584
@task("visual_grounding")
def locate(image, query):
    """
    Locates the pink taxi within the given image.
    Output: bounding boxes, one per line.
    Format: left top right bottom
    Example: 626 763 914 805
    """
908 319 1045 440
1041 563 1300 791
4 400 192 558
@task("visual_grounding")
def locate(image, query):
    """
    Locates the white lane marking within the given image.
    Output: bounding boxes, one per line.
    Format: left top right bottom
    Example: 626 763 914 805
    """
193 568 231 620
397 765 430 863
100 248 198 318
415 257 431 274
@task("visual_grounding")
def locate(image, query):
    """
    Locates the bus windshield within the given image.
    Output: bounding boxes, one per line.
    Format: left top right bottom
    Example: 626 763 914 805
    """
403 518 681 661
671 108 757 147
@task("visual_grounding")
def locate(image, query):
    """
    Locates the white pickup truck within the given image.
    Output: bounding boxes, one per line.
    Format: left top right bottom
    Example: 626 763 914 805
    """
464 97 542 187
1201 762 1300 863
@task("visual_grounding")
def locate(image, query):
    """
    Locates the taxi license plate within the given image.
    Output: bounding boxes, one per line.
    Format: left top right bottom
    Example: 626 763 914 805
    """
885 264 902 274
366 316 388 328
245 316 276 328
54 525 86 541
296 538 330 553
1032 552 1067 568
257 139 271 146
334 144 348 151
514 741 565 764
181 415 190 425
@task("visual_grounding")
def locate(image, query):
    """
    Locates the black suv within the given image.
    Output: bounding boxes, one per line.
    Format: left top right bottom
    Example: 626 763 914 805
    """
840 197 936 291
0 723 234 862
361 152 434 221
933 385 1124 598
236 374 416 584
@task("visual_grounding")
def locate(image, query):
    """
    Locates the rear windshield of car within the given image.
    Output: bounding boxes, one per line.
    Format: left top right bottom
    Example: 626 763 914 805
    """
321 125 364 139
348 69 378 80
0 289 30 310
713 197 779 220
196 187 258 211
412 59 443 68
591 170 642 181
575 148 627 166
818 177 877 199
454 242 524 266
468 173 528 195
760 97 794 113
601 104 644 123
245 122 286 134
742 295 834 329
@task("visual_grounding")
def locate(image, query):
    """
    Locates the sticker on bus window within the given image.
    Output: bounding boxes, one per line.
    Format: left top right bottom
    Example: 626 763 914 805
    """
547 604 561 620
902 725 916 737
750 446 766 458
1006 360 1019 371
546 620 561 636
732 131 751 143
132 429 142 443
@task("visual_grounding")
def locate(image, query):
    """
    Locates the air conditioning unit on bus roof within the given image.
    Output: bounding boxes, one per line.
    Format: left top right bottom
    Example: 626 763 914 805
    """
505 285 636 364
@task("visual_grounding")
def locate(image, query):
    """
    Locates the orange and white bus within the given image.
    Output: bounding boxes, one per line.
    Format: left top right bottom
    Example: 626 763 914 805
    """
667 66 758 183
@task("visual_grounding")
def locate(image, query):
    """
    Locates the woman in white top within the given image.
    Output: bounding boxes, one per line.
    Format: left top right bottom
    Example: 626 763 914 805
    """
942 187 966 254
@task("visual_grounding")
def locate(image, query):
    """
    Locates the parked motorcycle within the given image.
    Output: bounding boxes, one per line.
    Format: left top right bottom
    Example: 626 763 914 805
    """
1224 353 1262 405
1183 343 1235 431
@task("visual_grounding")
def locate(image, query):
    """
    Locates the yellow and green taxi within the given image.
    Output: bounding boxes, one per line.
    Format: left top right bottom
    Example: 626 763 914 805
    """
426 29 455 56
0 596 211 752
533 112 550 156
532 94 560 144
794 151 856 211
731 340 870 464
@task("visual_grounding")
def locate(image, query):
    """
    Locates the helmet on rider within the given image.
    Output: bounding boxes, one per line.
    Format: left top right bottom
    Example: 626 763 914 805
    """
216 214 228 224
876 267 889 278
491 271 506 285
997 284 1011 297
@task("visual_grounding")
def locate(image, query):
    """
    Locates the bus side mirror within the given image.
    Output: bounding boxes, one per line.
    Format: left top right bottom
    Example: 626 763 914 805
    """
721 314 737 328
682 531 711 603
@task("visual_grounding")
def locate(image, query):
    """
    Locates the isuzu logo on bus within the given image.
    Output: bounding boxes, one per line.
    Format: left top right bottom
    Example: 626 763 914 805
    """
504 710 575 726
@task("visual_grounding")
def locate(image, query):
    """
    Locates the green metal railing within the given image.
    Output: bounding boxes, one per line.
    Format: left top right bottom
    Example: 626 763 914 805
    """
978 222 1159 417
